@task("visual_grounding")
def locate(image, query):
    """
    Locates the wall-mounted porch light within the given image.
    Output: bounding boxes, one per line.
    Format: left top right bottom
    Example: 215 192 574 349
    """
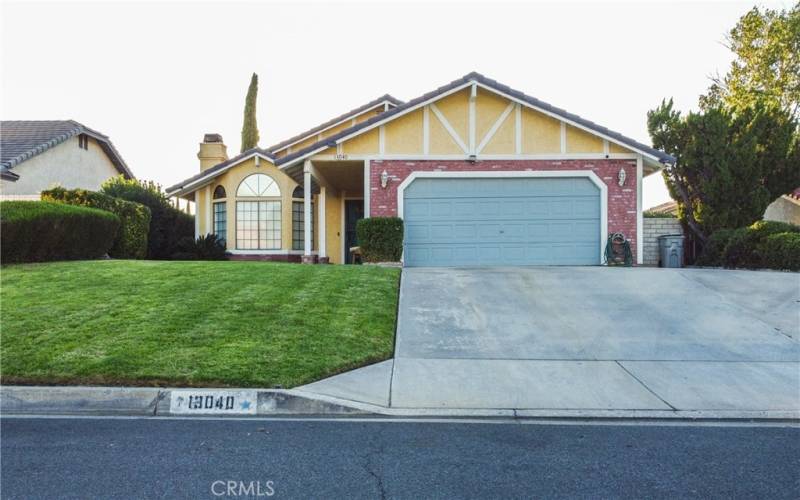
618 168 627 187
380 170 389 189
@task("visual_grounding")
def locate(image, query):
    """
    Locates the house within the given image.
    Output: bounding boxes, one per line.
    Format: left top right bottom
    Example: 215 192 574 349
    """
166 72 675 266
764 189 800 225
0 120 134 200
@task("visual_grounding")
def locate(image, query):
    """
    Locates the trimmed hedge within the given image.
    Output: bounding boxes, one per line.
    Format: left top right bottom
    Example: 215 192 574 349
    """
356 217 404 263
761 233 800 271
101 177 194 259
700 220 800 270
41 187 150 259
1 201 120 263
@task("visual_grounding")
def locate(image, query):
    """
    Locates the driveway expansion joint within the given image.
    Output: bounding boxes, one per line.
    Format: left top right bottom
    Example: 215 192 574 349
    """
615 361 678 411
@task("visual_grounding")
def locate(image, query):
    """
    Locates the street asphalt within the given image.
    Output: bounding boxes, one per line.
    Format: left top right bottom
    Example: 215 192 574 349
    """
2 417 799 499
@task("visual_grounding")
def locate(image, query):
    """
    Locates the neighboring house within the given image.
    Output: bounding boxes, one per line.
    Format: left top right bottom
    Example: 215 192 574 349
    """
0 120 134 200
764 189 800 225
166 72 675 266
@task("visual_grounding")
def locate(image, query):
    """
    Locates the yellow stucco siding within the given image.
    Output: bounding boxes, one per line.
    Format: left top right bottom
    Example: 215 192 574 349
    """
190 159 348 260
476 90 511 145
429 109 464 154
291 135 321 153
311 147 337 160
384 109 423 154
354 107 382 124
434 89 469 146
343 128 379 155
319 120 354 140
196 159 299 250
565 125 604 153
521 108 561 153
481 112 516 154
609 142 632 154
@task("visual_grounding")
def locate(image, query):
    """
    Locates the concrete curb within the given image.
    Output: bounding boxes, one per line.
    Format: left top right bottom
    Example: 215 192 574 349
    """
3 386 799 421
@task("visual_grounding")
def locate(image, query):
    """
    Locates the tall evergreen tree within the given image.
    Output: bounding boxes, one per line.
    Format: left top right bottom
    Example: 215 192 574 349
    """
240 73 260 152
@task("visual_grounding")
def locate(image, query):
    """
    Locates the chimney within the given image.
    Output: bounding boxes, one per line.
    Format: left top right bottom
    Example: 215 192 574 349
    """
198 133 228 171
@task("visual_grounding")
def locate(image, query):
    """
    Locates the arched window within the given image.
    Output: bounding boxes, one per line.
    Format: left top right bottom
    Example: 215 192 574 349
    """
236 174 282 250
237 174 280 197
213 185 226 199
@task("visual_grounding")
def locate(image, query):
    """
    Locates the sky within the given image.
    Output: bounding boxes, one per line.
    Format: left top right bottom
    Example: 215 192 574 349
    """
1 0 791 207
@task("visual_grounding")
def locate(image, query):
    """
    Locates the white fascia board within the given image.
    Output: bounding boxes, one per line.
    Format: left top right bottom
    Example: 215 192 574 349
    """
270 101 395 155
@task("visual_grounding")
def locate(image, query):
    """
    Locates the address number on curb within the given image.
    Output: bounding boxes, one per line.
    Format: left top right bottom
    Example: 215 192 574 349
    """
170 390 257 415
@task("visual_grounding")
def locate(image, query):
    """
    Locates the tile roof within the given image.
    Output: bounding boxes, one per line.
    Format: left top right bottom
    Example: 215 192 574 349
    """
0 120 134 178
265 94 403 153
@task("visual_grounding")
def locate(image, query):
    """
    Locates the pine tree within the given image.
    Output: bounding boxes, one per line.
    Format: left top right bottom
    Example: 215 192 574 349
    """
240 73 260 152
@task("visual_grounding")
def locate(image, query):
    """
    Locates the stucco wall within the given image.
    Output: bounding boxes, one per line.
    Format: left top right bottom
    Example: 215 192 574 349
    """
369 159 639 257
193 159 349 263
0 136 121 197
643 217 683 266
764 196 800 226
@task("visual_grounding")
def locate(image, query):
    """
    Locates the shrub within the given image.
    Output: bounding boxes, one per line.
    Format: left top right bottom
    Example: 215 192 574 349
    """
761 233 800 271
41 186 150 259
697 228 737 266
172 234 228 261
101 176 194 259
721 220 800 269
1 201 120 263
356 217 404 262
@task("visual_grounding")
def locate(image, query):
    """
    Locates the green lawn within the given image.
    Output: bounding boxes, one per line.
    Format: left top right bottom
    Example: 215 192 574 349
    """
0 260 400 388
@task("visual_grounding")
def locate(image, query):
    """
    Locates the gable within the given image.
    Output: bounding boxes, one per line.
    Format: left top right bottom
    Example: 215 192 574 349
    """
308 85 638 160
275 72 671 172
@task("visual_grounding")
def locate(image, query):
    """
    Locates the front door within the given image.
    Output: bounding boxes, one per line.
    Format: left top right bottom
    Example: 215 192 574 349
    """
344 199 364 264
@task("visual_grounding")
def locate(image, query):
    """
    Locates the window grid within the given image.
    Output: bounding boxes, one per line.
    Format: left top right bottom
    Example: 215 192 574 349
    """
236 201 281 250
213 202 227 243
292 201 314 251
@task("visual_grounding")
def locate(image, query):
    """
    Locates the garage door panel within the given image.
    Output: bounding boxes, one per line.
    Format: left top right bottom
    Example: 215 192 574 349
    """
403 177 601 266
404 200 430 218
573 198 600 217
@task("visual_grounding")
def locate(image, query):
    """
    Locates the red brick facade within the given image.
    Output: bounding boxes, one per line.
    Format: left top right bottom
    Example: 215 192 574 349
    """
369 159 638 257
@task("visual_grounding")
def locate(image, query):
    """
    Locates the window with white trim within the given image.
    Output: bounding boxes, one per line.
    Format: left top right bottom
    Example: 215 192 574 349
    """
236 174 282 250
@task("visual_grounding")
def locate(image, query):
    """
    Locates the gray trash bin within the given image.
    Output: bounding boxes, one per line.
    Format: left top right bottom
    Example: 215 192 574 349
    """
658 234 685 268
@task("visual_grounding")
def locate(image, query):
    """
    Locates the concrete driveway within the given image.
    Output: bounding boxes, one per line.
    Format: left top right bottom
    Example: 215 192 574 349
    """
300 267 800 415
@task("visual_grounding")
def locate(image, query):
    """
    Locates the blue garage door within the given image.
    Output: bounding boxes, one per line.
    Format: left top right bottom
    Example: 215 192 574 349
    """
403 177 601 267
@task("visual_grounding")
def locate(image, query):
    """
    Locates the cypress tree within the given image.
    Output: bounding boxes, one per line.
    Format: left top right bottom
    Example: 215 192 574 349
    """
240 73 260 152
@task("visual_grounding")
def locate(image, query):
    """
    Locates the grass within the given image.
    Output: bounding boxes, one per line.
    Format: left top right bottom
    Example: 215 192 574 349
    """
0 260 400 388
